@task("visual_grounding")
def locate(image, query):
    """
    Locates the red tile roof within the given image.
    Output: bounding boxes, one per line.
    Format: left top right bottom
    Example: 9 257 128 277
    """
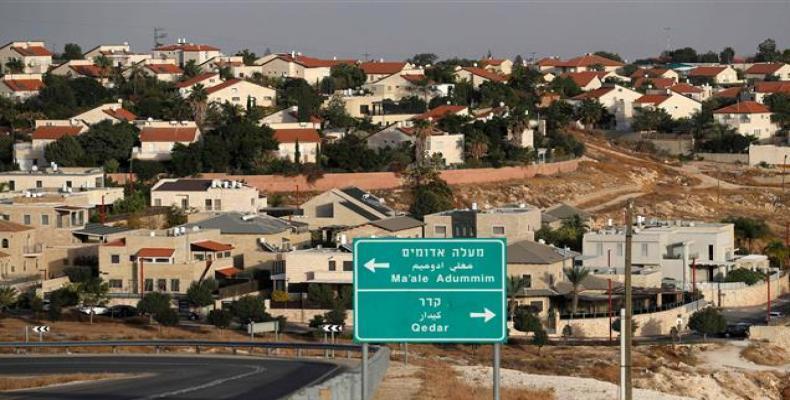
745 63 785 75
713 101 770 114
630 68 671 79
11 45 52 57
204 79 246 95
154 43 220 52
215 267 241 278
137 248 175 258
103 108 137 121
273 128 320 143
145 63 183 74
139 126 199 142
480 58 506 66
635 94 670 106
103 238 126 247
272 54 336 68
562 71 601 87
360 61 407 75
31 125 82 140
70 64 110 78
754 81 790 94
401 74 428 84
413 105 467 121
560 54 624 68
461 67 506 82
669 83 703 94
537 57 563 67
2 78 43 92
191 240 233 252
175 72 219 89
688 66 727 77
633 77 674 89
713 86 742 98
571 87 615 100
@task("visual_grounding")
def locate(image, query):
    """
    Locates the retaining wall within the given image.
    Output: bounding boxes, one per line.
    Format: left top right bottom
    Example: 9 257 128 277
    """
750 326 790 348
287 346 390 400
556 300 706 338
696 153 749 164
699 272 789 308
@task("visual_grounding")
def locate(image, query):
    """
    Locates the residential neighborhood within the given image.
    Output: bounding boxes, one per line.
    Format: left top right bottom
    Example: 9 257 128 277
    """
0 3 788 400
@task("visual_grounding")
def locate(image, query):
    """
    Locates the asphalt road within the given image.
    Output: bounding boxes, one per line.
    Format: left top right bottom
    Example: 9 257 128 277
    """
0 355 340 400
721 294 790 324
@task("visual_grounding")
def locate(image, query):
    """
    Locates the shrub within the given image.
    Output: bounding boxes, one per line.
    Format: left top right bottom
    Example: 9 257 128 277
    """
724 268 766 286
688 307 727 340
231 295 270 323
154 308 180 326
513 307 542 333
207 309 233 330
271 290 289 303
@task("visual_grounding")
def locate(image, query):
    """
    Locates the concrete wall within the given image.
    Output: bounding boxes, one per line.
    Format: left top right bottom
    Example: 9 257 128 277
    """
749 144 790 166
556 300 706 338
696 153 749 164
749 326 790 348
109 159 580 193
269 307 354 326
699 271 789 308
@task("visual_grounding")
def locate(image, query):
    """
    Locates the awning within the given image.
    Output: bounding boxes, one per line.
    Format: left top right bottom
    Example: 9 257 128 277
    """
191 240 233 252
216 267 241 278
137 248 175 258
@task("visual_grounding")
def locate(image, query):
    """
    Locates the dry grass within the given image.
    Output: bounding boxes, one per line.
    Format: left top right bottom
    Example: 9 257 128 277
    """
0 373 132 391
741 343 790 366
414 360 554 400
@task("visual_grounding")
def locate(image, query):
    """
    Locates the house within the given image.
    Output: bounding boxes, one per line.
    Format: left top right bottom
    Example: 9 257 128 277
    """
137 60 183 82
175 72 224 97
479 58 514 75
0 166 108 193
98 228 235 296
570 85 643 130
753 81 790 104
180 212 310 272
744 63 790 81
630 67 679 82
632 77 675 91
272 128 321 163
423 204 541 243
538 54 624 74
633 92 701 120
360 61 417 83
199 56 262 79
152 40 221 67
0 41 53 74
151 178 263 213
260 107 322 130
454 66 507 88
72 102 137 125
255 53 338 85
562 71 603 92
0 74 43 101
133 121 201 161
50 60 112 85
395 126 465 165
366 124 415 151
83 43 150 68
270 246 353 295
324 93 386 118
687 66 739 86
507 240 576 317
298 186 397 228
336 216 424 242
205 79 276 108
413 104 469 122
712 101 779 141
715 86 746 101
541 203 592 229
669 83 709 102
0 220 39 279
362 73 432 100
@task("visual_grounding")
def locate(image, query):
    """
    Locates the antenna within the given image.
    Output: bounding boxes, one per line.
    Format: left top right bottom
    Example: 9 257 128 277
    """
154 27 167 49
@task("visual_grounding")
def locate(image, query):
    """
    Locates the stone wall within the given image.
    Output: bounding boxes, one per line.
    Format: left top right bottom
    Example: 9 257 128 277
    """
695 153 749 164
749 144 790 166
556 300 706 338
699 272 789 308
269 307 354 326
749 326 790 348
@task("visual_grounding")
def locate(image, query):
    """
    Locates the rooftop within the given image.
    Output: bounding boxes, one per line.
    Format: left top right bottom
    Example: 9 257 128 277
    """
507 240 574 265
182 212 306 235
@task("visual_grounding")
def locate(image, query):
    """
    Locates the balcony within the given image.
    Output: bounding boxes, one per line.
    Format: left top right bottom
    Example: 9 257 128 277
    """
23 243 44 256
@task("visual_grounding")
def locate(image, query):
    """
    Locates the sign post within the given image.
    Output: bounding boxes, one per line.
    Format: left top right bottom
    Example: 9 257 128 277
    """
354 238 507 399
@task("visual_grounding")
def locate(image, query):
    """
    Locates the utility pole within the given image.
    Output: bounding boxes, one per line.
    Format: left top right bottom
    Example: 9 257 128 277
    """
621 200 634 400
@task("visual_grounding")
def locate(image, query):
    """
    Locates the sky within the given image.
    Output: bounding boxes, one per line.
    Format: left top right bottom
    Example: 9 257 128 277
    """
0 1 788 62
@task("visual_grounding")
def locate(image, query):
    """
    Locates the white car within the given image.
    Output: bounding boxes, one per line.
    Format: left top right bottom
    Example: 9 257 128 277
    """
78 306 109 315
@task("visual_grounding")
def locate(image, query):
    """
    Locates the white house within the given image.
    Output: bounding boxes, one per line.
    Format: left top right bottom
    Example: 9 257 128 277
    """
83 43 150 67
135 60 183 82
175 72 224 97
50 60 112 85
688 66 739 86
454 66 507 88
633 92 701 120
0 41 53 74
0 74 43 101
744 63 790 81
712 101 779 141
152 40 221 67
753 81 790 104
256 53 343 85
273 128 321 163
562 72 603 92
205 79 276 108
261 107 322 130
133 121 201 161
570 85 643 113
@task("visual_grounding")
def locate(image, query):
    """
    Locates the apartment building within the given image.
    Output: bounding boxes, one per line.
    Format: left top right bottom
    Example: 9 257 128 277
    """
99 228 235 295
713 101 779 141
270 246 353 295
423 204 541 243
0 167 107 193
152 40 221 67
151 178 264 214
0 41 53 74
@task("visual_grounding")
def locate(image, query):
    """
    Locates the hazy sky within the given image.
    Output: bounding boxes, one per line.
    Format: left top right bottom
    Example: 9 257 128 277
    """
1 1 788 62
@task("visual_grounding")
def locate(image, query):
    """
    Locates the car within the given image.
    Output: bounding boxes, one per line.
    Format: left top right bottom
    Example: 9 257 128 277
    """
78 306 109 315
768 311 783 318
661 278 678 290
721 323 750 338
109 305 138 318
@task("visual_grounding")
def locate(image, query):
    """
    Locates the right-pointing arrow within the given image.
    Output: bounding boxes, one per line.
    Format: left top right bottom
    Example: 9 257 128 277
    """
469 308 496 323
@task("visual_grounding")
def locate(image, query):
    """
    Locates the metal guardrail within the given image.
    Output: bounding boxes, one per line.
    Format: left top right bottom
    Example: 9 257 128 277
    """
0 339 367 354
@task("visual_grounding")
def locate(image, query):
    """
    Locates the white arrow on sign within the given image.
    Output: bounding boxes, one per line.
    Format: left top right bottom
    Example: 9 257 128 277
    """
363 258 390 273
469 308 496 323
32 326 49 333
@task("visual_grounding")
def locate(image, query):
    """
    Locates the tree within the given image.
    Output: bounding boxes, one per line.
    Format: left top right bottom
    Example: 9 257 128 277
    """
722 217 769 252
688 307 727 340
756 38 779 62
532 327 549 353
307 284 336 308
166 205 187 228
4 58 24 74
593 51 623 62
324 303 347 326
182 60 200 78
0 286 17 315
662 47 699 63
170 142 203 177
719 47 735 64
575 99 605 130
186 279 217 309
78 277 109 324
723 268 766 286
154 308 180 327
513 307 541 333
231 295 269 323
408 53 438 66
62 43 84 60
506 276 527 321
77 121 138 168
631 108 674 133
187 83 209 126
207 309 233 331
137 292 172 324
611 318 639 334
322 135 382 172
763 240 789 269
45 136 86 167
764 93 790 132
235 49 258 66
564 265 590 315
330 63 366 90
133 160 164 182
93 55 113 80
549 76 582 98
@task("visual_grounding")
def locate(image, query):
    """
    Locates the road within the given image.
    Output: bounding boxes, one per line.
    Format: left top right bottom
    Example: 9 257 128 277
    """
721 294 790 324
0 355 339 400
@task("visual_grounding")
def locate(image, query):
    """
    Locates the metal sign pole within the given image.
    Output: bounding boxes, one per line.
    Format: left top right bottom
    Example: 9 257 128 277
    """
404 343 408 365
39 331 43 342
493 343 501 400
330 331 335 358
361 343 369 400
25 326 29 343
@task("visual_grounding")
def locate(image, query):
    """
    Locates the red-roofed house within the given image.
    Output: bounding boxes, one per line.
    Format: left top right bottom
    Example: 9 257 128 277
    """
633 77 675 91
136 60 183 82
175 72 224 96
753 81 790 103
0 74 44 101
480 58 514 75
569 85 642 113
744 63 790 81
50 60 113 85
538 54 624 74
83 44 151 68
633 92 700 120
413 105 469 122
273 128 321 163
713 86 744 101
561 71 603 92
630 67 679 82
688 65 739 86
134 121 201 161
256 53 340 85
669 83 708 102
153 41 221 67
713 101 778 140
204 79 276 108
360 61 421 83
454 66 507 88
0 41 53 74
362 73 431 100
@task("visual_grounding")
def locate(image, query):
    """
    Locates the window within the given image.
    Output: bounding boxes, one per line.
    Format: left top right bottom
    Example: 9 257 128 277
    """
529 301 544 313
170 279 180 293
154 258 170 263
617 243 623 256
108 279 122 289
343 261 353 271
66 180 72 188
111 255 120 264
144 279 154 292
157 279 167 292
181 198 188 208
214 199 222 211
23 215 31 225
328 260 336 271
154 199 162 207
205 199 213 211
8 181 13 191
492 226 505 235
708 244 714 261
41 215 49 225
232 97 240 102
224 251 231 258
35 180 42 188
521 274 532 288
129 255 137 262
434 225 447 237
1 239 8 248
194 253 205 261
641 243 649 257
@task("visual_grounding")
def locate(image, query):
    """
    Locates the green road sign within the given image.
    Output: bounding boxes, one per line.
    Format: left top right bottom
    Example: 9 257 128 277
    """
353 238 507 343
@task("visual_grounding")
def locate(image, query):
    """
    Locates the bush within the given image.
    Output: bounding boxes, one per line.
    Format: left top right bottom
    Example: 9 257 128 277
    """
271 290 289 303
724 268 766 286
207 309 233 329
688 307 726 339
231 295 270 323
611 318 639 334
513 307 542 333
50 287 79 307
137 292 172 318
324 304 347 326
47 299 62 321
154 308 180 326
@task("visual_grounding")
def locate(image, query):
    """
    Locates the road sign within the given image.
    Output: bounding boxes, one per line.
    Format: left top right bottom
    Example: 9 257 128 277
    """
354 238 506 343
321 324 344 333
32 326 49 333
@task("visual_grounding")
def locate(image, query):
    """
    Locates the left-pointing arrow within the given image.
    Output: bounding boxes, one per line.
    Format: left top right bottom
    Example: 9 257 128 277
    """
469 308 496 323
364 258 390 273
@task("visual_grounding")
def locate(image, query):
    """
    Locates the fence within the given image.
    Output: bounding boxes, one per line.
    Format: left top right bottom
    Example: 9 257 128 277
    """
217 280 260 299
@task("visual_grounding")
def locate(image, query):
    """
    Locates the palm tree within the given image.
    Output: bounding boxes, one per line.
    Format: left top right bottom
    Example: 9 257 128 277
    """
575 99 605 131
182 60 200 78
564 265 590 315
506 276 527 322
78 277 109 324
763 240 789 269
4 58 25 74
93 55 113 82
0 286 18 314
466 135 489 162
188 84 209 127
413 119 432 163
